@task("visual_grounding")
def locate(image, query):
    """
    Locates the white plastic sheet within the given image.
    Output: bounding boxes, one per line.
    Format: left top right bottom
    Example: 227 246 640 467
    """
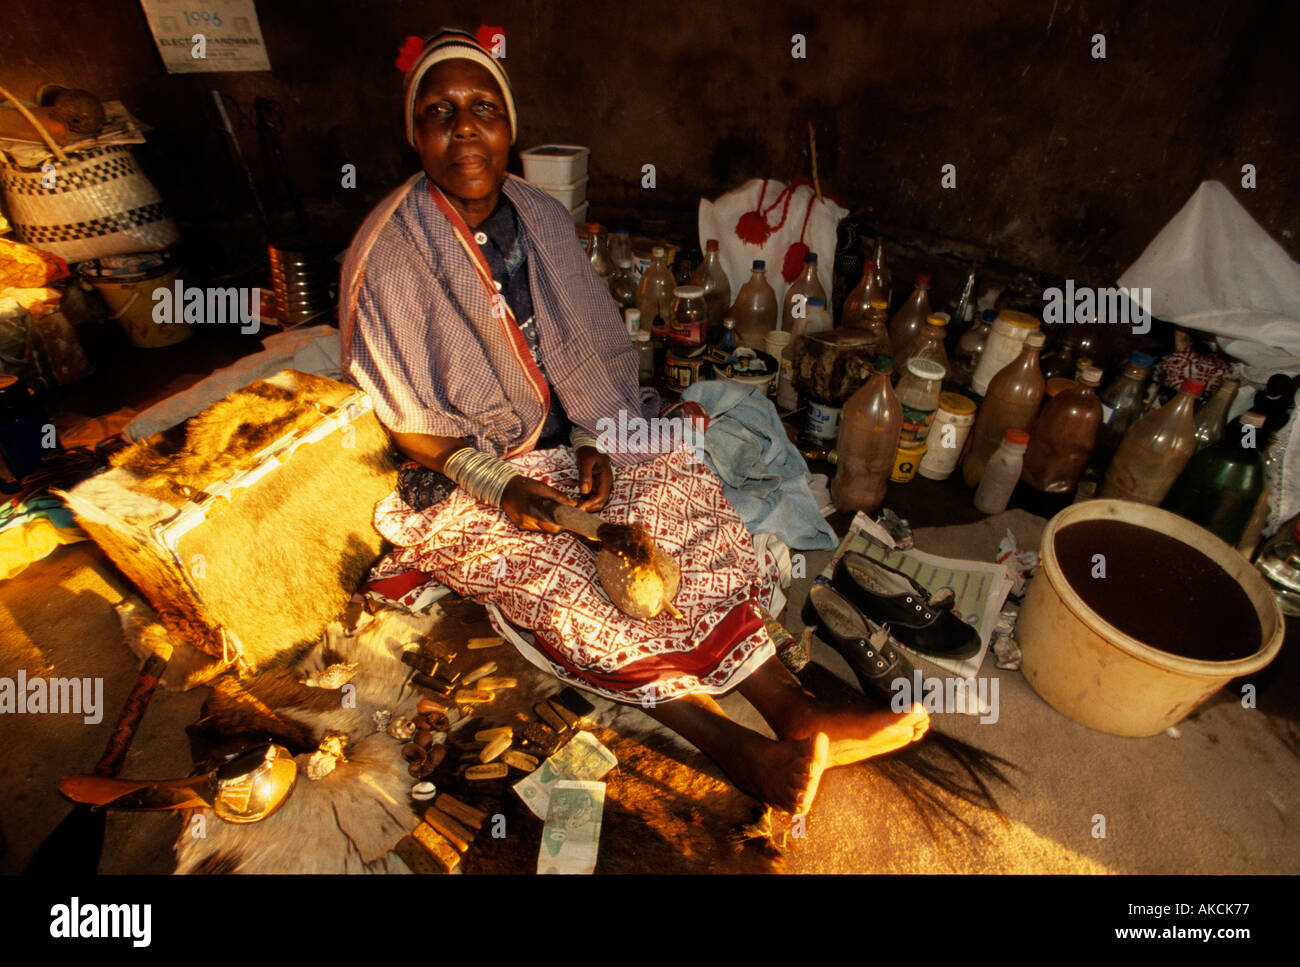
1118 180 1300 383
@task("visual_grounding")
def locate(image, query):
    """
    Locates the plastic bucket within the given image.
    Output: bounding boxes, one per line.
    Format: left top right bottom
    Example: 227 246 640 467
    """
86 261 190 348
1019 500 1284 737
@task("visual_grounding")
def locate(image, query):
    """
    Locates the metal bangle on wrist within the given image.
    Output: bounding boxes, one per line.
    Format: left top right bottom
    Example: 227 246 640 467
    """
443 447 520 507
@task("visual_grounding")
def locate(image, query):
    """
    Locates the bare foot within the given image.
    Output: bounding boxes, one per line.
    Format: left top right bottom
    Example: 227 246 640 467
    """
722 732 830 814
785 701 930 766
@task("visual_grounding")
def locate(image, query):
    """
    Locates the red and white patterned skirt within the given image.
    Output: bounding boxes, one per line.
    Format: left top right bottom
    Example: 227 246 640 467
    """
368 447 782 705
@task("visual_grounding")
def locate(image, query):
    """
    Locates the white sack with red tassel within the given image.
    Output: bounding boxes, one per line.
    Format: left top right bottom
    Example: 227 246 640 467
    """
698 178 847 322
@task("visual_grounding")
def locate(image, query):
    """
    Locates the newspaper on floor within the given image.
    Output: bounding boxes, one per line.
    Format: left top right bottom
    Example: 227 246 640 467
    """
514 730 617 819
819 511 1015 696
537 780 605 875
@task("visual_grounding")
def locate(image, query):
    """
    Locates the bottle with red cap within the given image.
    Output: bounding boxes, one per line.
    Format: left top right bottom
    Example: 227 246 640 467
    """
888 274 933 359
1099 377 1205 505
974 429 1030 514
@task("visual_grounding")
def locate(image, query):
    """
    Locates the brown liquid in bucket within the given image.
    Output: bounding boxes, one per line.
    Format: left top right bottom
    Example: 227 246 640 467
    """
1054 519 1260 662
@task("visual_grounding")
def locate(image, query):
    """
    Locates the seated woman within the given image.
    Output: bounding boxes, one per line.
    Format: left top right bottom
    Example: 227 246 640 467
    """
340 29 928 815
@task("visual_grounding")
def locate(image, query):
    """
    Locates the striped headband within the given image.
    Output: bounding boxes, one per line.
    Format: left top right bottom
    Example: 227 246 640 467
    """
399 29 517 147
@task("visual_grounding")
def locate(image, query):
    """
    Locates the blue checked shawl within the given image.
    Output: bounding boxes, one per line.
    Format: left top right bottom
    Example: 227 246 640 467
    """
340 173 656 463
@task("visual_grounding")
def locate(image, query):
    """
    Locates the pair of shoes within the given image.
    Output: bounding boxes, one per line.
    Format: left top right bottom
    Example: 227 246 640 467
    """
801 584 915 700
831 552 982 660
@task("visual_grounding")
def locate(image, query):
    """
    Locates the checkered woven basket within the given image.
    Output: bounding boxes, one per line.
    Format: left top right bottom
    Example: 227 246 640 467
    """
0 88 180 264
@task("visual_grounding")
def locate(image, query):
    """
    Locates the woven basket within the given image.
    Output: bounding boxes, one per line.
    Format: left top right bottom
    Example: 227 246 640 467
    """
0 89 179 262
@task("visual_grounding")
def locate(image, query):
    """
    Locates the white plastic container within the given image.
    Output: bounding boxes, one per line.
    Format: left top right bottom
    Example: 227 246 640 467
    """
973 428 1028 514
541 176 588 210
521 145 590 185
971 309 1040 396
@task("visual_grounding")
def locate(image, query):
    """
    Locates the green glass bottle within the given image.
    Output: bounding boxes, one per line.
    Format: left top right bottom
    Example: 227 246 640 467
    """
1162 411 1267 545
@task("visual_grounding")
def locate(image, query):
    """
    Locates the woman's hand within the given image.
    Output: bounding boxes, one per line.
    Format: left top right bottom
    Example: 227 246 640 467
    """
575 446 613 512
501 476 576 533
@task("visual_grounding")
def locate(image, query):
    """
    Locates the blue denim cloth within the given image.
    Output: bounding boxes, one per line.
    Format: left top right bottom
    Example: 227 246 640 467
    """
683 380 837 550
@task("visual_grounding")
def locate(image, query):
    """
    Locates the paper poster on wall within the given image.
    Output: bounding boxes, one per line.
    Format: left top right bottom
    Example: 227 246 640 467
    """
140 0 271 73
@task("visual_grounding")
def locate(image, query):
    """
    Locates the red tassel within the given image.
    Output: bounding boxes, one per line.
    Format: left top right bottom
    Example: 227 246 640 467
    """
782 242 810 283
396 36 425 72
736 211 773 246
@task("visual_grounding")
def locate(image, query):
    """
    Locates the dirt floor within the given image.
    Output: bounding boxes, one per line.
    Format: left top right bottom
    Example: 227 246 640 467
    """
2 326 1297 874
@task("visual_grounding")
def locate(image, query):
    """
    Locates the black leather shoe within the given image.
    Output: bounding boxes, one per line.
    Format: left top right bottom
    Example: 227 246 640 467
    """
801 584 915 700
831 552 982 660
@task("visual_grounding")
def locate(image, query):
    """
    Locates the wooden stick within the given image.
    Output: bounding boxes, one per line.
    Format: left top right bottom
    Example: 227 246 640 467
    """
808 121 822 203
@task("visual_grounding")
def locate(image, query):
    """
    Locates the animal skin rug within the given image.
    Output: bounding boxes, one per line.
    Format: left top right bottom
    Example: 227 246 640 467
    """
172 598 785 874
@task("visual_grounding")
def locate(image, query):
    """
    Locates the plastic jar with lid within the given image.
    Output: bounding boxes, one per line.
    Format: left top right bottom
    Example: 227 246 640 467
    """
974 428 1030 514
765 329 794 405
669 285 708 349
896 357 945 446
971 309 1041 396
918 393 977 480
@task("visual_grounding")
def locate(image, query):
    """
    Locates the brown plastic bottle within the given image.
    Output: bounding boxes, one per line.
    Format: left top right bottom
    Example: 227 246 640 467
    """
888 274 933 358
961 331 1047 487
1020 365 1104 493
831 354 903 514
840 260 888 329
1098 378 1205 505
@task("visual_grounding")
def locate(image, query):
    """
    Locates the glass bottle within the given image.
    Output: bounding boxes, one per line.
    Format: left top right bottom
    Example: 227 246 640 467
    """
951 309 994 392
586 224 612 280
872 238 892 305
730 259 778 350
635 330 655 385
831 354 903 514
841 260 887 329
1256 514 1300 616
974 429 1030 514
691 238 732 341
896 357 945 446
669 285 708 350
896 312 950 380
609 227 633 267
1162 411 1267 545
1193 379 1239 452
949 267 976 343
782 251 828 330
1020 366 1104 493
888 275 932 360
636 246 677 344
961 331 1046 487
1098 378 1205 505
710 316 738 366
608 257 638 311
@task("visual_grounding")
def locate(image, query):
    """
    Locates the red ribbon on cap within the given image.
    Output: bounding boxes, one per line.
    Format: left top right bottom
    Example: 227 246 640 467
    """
396 35 424 72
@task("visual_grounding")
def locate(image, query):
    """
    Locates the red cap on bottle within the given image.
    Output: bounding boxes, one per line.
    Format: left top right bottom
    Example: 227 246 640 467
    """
916 274 931 287
706 239 720 250
1005 428 1030 445
1180 378 1206 397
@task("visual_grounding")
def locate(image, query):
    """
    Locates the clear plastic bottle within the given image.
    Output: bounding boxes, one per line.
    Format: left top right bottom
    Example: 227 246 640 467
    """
974 429 1030 514
1162 411 1267 545
888 275 933 359
841 260 887 329
896 357 945 446
782 251 828 330
831 354 903 514
608 257 638 311
896 312 951 380
1088 350 1157 479
961 331 1046 487
585 224 612 280
1099 378 1205 505
635 330 655 384
1193 379 1239 452
730 259 778 350
1020 365 1104 493
692 239 732 341
951 309 993 392
949 268 976 342
636 246 677 341
609 227 633 267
